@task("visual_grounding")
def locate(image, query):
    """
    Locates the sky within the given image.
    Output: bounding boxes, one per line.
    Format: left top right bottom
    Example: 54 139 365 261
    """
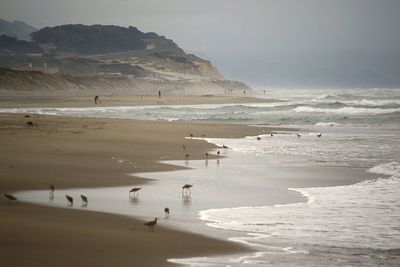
1 0 400 88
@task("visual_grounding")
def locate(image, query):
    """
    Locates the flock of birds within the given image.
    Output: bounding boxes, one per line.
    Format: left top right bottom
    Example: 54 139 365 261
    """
3 182 194 232
3 131 323 231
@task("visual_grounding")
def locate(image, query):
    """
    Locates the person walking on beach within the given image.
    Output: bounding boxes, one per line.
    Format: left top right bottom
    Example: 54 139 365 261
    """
158 90 161 98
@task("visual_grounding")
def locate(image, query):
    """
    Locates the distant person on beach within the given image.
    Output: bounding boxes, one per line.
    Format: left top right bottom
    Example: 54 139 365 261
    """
94 95 99 104
158 90 161 98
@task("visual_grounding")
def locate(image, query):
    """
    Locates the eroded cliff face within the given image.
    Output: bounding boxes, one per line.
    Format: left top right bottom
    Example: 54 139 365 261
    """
186 55 224 80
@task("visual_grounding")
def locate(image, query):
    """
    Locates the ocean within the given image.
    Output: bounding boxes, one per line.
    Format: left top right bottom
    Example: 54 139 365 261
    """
5 88 400 266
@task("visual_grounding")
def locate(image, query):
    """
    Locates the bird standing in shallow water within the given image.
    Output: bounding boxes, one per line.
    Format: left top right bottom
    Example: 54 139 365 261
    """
182 184 193 196
164 208 170 217
129 187 141 198
144 218 158 231
81 195 88 206
4 194 19 204
66 195 73 206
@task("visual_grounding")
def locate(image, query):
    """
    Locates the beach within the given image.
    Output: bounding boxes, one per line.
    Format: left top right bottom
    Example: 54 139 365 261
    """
1 89 399 267
0 106 265 267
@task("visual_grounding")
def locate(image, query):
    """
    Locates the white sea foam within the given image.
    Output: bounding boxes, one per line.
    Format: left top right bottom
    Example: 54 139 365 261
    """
314 121 343 127
199 170 400 251
367 161 400 177
292 106 400 114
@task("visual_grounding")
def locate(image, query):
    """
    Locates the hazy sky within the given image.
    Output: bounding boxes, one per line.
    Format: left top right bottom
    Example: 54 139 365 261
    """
1 0 400 88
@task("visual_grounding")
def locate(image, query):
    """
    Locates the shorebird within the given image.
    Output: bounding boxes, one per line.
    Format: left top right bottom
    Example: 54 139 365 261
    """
217 150 221 156
81 195 88 206
4 194 19 204
164 207 170 217
270 133 274 137
26 121 34 126
257 136 261 141
144 217 158 231
205 152 209 157
129 187 141 197
49 184 55 198
182 184 193 196
296 133 301 138
66 194 73 206
317 132 322 138
185 154 190 158
189 133 194 138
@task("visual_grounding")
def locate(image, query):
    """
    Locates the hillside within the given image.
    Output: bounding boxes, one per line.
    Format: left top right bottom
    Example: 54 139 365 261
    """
0 68 249 96
0 18 37 41
0 22 252 94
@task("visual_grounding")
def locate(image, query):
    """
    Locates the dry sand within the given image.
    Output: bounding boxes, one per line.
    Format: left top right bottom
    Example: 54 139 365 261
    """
0 111 271 267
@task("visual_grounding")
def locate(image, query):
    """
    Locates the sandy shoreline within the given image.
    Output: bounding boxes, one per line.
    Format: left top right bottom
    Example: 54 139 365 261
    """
0 110 270 267
0 94 273 108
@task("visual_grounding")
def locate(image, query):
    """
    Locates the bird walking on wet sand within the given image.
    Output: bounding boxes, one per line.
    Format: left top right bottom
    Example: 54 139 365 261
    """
257 136 261 141
66 195 73 206
185 154 190 158
217 150 221 156
144 218 158 231
205 152 209 157
81 195 88 206
182 184 193 196
296 133 301 138
4 194 19 204
189 133 194 138
271 133 274 137
317 132 322 138
129 187 141 197
164 207 170 217
49 184 55 198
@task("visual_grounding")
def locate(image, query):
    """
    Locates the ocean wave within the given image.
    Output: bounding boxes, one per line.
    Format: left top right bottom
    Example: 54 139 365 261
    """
367 162 400 177
314 122 344 127
292 106 400 115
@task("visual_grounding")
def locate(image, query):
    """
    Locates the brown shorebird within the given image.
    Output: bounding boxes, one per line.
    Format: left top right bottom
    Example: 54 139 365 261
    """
4 194 19 204
257 136 261 140
129 187 141 197
66 195 73 206
185 154 190 158
271 133 274 137
189 133 194 138
317 132 322 138
49 184 55 198
164 207 170 217
205 152 209 157
144 218 158 231
182 184 193 195
81 195 88 206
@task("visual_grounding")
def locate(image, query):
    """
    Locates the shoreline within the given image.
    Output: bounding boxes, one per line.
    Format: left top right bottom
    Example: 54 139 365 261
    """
0 94 273 108
0 112 269 266
1 100 385 266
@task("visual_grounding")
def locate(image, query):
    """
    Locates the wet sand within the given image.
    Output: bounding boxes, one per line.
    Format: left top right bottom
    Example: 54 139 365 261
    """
0 112 270 267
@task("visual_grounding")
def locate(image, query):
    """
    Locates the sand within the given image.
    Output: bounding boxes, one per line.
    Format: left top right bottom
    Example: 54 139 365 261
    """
0 110 270 267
